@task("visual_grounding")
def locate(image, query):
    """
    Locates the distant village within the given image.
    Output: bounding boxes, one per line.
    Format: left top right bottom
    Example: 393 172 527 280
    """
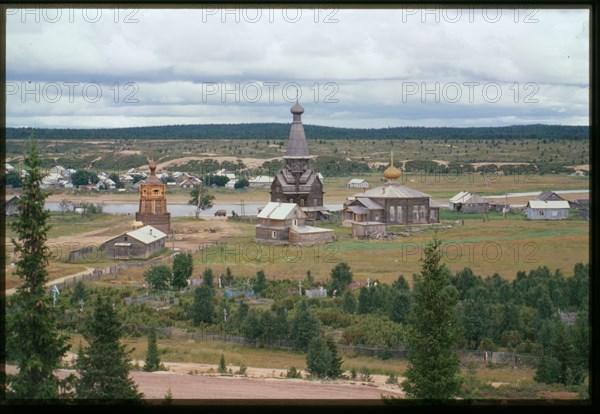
4 101 590 255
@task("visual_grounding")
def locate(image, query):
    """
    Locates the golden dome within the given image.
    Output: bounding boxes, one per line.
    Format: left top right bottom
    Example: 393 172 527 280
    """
383 165 401 180
383 150 401 180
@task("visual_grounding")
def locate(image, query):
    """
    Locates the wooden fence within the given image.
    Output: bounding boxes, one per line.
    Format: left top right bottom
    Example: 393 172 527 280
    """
137 326 540 367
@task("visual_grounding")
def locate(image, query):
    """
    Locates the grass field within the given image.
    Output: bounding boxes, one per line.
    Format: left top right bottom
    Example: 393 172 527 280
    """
191 214 588 285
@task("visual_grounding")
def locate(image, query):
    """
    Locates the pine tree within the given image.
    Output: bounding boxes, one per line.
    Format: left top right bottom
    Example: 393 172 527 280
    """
144 328 162 372
290 300 320 350
402 236 463 399
5 138 71 399
218 354 227 374
76 297 143 401
341 290 357 314
306 335 331 379
171 252 193 290
202 268 214 287
253 270 267 296
329 262 353 295
325 336 343 379
190 284 215 325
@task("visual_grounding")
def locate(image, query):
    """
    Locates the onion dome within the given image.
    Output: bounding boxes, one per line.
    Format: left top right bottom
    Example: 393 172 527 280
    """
383 151 401 180
290 102 304 115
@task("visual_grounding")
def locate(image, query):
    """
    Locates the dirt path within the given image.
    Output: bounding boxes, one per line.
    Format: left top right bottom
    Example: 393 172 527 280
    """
5 363 405 401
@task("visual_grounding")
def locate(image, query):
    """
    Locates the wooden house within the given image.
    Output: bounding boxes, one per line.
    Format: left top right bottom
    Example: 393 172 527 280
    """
101 225 167 259
525 200 570 220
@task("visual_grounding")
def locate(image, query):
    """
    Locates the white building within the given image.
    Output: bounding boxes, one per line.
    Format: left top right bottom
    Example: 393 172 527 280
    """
346 178 370 189
525 200 570 220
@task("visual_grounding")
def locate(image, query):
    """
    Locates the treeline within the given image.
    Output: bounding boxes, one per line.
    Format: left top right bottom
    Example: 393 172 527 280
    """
7 124 588 141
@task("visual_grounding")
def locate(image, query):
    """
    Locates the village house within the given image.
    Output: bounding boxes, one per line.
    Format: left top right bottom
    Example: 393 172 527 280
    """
249 175 274 188
179 176 202 189
255 202 333 244
449 191 489 213
346 178 370 189
525 200 570 220
536 191 566 202
101 225 167 259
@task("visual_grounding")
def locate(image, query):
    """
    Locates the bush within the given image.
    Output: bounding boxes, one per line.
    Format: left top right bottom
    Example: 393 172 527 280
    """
386 372 398 384
286 367 302 379
535 357 562 384
359 367 372 382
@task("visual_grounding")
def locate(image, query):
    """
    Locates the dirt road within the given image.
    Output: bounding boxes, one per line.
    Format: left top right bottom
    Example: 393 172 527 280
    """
5 363 405 402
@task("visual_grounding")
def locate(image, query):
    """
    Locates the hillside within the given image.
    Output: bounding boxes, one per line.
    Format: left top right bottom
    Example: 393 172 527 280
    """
7 124 589 141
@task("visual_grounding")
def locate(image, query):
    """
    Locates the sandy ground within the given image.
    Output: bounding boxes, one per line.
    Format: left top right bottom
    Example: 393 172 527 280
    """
5 362 405 402
141 155 283 172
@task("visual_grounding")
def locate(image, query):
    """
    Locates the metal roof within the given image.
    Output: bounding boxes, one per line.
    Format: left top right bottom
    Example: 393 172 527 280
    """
527 200 570 209
347 205 369 215
126 225 167 244
355 197 384 210
257 202 305 220
354 183 432 199
449 191 470 203
450 191 487 204
290 225 333 234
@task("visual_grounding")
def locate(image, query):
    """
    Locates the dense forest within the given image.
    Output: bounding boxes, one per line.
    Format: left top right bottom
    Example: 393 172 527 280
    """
7 124 589 141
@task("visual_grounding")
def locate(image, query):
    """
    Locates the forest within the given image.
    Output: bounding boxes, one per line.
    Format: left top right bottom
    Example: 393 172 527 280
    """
12 261 587 388
6 124 589 141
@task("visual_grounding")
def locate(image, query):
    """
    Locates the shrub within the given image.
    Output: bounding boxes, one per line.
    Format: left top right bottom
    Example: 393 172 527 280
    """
286 367 302 379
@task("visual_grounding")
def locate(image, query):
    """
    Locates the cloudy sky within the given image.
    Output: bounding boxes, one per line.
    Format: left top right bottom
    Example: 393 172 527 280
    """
6 6 589 129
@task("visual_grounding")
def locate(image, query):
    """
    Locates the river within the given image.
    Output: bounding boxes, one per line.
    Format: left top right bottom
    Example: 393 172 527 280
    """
44 202 344 217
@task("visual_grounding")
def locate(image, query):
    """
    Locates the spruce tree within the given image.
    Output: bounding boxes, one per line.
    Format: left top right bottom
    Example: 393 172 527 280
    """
218 354 227 374
171 253 193 290
290 300 320 350
306 335 331 379
190 284 215 325
325 336 343 379
253 269 267 296
5 138 71 399
143 328 162 372
402 236 463 399
329 262 353 295
76 297 143 401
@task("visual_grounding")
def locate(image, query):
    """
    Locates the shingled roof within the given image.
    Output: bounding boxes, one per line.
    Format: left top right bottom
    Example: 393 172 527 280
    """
285 101 309 158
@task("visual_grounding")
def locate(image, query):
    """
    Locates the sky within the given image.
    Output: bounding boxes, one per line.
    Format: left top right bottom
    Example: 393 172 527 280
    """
6 6 590 129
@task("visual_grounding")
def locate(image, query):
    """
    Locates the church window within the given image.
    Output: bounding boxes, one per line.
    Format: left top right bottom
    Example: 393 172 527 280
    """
153 189 159 195
413 206 419 221
290 198 294 203
389 206 395 222
272 231 277 239
397 206 403 223
300 199 304 206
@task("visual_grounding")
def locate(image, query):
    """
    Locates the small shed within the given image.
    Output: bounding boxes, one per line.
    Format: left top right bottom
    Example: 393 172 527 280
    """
346 178 370 189
525 200 570 220
351 221 387 238
249 175 274 188
101 225 167 259
449 191 489 213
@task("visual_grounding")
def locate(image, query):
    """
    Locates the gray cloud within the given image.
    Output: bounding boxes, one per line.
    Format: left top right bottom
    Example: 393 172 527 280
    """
6 7 589 128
